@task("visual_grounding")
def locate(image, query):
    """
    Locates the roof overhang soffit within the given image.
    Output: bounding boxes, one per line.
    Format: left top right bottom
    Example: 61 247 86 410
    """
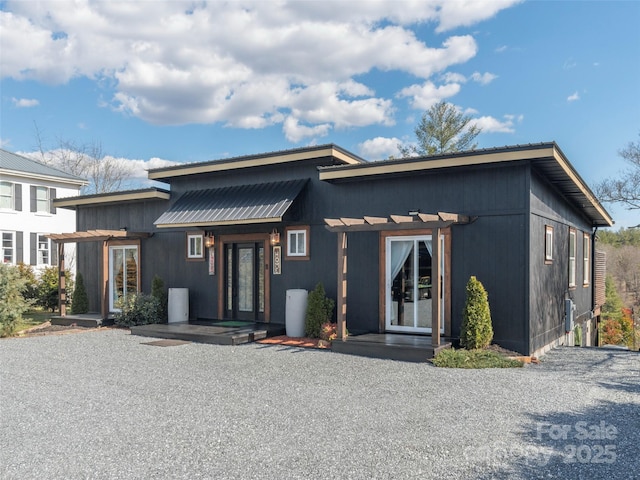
324 212 474 233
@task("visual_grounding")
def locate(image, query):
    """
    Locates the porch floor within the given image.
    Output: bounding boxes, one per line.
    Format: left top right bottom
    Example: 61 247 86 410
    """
130 320 286 346
331 333 452 362
51 313 112 328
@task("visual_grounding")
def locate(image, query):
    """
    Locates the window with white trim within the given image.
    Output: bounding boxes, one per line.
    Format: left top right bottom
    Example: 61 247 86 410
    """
287 228 307 257
186 232 204 260
37 234 50 265
569 229 576 288
545 225 553 263
583 233 590 286
2 231 15 264
35 186 49 213
1 181 14 210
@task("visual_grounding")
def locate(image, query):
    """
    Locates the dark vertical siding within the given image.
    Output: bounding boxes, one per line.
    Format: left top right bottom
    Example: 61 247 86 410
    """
529 170 594 354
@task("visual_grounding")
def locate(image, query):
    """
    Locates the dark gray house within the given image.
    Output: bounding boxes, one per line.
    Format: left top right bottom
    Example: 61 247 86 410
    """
52 143 612 357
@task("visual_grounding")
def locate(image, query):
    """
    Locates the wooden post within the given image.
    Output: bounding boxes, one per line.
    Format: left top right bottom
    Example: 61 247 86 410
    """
58 242 66 316
431 228 441 347
101 240 109 320
337 232 347 340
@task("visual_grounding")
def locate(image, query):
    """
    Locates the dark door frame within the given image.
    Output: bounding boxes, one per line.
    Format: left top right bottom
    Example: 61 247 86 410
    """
217 233 271 322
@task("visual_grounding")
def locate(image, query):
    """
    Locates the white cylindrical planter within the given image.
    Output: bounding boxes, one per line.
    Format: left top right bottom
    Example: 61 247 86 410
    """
168 288 189 323
285 289 308 337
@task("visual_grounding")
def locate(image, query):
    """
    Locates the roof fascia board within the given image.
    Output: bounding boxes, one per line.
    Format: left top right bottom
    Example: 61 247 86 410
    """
54 189 170 209
0 168 88 187
551 146 613 226
148 146 361 180
318 147 556 181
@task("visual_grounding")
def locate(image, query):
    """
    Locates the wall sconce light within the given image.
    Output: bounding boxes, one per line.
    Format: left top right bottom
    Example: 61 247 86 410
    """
204 233 215 248
270 228 280 245
408 209 420 216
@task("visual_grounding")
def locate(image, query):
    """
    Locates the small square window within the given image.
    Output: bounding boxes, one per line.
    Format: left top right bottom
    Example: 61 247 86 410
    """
286 226 309 260
545 225 553 263
186 232 204 260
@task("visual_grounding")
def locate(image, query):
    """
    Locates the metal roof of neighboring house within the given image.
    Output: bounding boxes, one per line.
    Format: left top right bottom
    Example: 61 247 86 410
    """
0 148 87 185
147 144 364 181
154 179 307 228
318 142 613 228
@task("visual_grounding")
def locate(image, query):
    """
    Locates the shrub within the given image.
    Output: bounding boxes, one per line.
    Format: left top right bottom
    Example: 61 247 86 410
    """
71 272 89 314
151 275 168 322
114 293 161 327
0 263 34 337
15 263 38 302
305 283 335 338
460 276 493 350
36 266 73 312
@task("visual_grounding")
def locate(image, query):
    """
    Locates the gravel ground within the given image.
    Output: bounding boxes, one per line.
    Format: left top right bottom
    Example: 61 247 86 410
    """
1 329 638 480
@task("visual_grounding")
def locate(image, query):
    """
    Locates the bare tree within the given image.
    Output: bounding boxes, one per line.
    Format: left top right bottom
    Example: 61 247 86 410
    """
33 123 134 194
596 132 640 209
398 101 482 158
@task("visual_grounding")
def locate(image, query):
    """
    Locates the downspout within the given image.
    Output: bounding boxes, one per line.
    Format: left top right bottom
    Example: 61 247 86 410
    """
591 226 598 346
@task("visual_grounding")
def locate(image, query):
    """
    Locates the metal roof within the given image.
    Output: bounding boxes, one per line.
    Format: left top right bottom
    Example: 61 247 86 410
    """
0 148 87 184
154 179 307 228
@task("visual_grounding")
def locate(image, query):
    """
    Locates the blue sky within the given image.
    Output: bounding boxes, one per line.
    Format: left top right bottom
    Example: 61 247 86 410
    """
1 1 639 228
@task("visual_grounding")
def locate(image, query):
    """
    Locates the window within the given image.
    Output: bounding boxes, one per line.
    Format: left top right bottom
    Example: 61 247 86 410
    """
2 231 15 264
286 226 309 259
35 186 49 213
545 225 553 263
0 182 14 209
37 234 50 265
568 229 576 288
583 233 590 286
186 232 204 260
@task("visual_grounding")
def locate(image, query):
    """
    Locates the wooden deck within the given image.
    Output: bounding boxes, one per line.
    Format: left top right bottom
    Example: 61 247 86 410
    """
130 321 286 346
331 333 452 362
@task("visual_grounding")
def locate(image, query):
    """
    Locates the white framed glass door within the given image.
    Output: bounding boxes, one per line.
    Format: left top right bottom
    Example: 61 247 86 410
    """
109 245 139 312
385 235 445 333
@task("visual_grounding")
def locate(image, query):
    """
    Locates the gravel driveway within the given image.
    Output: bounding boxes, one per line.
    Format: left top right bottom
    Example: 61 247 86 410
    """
1 329 638 479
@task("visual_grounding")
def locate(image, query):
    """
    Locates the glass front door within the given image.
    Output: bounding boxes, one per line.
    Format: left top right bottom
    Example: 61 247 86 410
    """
385 235 444 333
225 242 265 321
109 245 139 312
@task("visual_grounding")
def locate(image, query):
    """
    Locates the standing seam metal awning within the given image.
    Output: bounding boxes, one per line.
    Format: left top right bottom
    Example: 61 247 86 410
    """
153 179 308 228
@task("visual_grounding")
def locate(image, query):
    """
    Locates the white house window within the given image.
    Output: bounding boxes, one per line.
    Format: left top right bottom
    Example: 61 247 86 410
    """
35 186 49 213
286 227 309 258
569 229 576 288
0 181 13 209
583 233 590 286
2 231 14 264
38 234 50 265
187 232 204 260
545 225 553 263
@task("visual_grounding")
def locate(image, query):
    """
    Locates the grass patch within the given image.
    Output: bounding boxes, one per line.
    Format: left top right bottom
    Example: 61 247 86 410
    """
14 311 53 333
432 348 524 369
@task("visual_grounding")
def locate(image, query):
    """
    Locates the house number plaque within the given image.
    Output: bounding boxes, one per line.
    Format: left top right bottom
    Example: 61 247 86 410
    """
272 245 281 275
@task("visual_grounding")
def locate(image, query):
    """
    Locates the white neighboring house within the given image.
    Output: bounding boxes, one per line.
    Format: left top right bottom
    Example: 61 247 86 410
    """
0 149 87 275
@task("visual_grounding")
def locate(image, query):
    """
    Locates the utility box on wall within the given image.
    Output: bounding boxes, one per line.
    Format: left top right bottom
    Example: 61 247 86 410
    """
168 288 189 323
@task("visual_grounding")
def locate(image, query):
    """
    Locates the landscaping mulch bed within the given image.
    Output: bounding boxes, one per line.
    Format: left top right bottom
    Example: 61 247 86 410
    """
14 321 101 338
256 335 325 348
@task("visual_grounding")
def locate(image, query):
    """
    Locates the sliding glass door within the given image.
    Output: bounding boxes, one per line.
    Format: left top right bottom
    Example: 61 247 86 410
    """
109 245 139 312
385 235 445 333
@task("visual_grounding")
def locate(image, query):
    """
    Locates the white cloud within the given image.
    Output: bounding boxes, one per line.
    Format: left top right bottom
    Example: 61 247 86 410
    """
358 137 403 160
397 81 461 110
472 114 523 133
0 0 520 141
11 97 39 107
567 91 580 102
495 45 508 53
471 72 498 85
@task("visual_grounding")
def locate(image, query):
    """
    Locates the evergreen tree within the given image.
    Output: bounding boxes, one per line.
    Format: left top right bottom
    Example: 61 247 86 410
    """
460 276 493 350
71 272 89 314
